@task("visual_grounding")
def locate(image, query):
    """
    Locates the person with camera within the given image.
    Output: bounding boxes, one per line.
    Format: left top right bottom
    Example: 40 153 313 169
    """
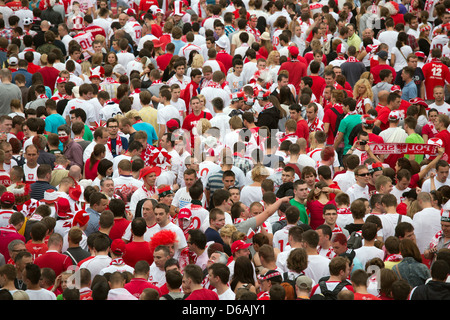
346 131 371 165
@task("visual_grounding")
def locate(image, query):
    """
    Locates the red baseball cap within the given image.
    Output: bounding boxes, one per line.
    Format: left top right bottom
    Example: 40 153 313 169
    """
288 46 299 58
231 240 252 254
0 192 15 205
111 239 126 255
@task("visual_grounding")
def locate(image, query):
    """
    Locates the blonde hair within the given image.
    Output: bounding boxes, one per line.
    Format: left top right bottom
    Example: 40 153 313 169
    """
267 50 280 67
196 118 211 135
251 164 270 182
191 54 204 68
220 224 237 238
353 78 373 100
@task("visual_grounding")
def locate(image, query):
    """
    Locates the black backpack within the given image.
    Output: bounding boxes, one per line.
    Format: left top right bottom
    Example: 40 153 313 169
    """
316 280 349 300
162 293 188 300
347 231 363 250
281 272 303 299
331 107 345 137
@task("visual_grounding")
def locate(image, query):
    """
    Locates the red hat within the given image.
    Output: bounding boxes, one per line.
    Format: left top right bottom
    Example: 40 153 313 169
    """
390 85 401 93
256 89 271 101
178 208 192 220
56 76 68 84
368 162 383 173
428 137 444 147
111 239 126 255
125 8 136 16
415 51 426 59
158 185 173 197
362 114 376 126
388 110 401 121
0 192 15 205
231 240 252 253
288 46 299 57
152 39 164 48
166 118 180 131
232 90 245 102
139 166 162 180
89 66 105 81
69 184 82 202
72 210 89 227
337 43 346 55
55 198 72 218
409 97 428 108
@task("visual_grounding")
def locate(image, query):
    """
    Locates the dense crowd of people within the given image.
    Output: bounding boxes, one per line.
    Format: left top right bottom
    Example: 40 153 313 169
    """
0 0 449 302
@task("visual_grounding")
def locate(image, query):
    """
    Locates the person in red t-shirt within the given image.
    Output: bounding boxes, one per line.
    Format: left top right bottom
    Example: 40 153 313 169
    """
25 222 48 260
124 260 161 299
288 104 309 142
36 53 60 92
182 96 213 149
434 114 450 161
139 0 159 15
122 217 154 268
422 49 450 100
108 198 131 241
351 269 381 300
34 233 73 276
370 50 397 85
323 90 345 146
278 46 307 95
183 264 219 300
156 43 174 71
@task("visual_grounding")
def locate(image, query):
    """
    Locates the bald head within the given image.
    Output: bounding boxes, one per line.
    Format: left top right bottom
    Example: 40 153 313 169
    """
378 90 389 105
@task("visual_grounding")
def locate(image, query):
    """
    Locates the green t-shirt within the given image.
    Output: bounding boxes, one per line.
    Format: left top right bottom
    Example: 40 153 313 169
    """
83 125 93 142
289 198 309 225
338 114 362 153
405 133 425 164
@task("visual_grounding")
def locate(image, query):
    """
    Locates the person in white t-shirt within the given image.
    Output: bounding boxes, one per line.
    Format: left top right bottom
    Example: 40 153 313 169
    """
63 83 99 126
171 169 206 212
23 144 40 183
354 222 384 267
413 192 442 254
346 165 371 204
116 38 136 68
24 264 57 300
113 159 144 209
154 203 188 259
421 161 450 193
378 194 414 241
208 262 236 300
273 206 300 253
157 89 181 140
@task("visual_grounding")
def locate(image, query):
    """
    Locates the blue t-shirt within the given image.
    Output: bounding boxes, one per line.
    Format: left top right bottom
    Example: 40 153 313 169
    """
45 113 66 134
401 81 418 102
133 122 158 145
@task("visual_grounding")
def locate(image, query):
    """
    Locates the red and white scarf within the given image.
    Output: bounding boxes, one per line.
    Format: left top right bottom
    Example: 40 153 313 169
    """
206 81 221 89
337 207 351 215
308 117 323 133
344 110 358 119
37 94 47 99
110 258 125 266
346 56 359 63
261 101 274 112
429 230 450 251
130 88 141 96
385 254 403 262
107 135 123 155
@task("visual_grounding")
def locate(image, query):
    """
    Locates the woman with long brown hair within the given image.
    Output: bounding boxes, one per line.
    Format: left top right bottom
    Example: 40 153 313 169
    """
84 143 106 180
